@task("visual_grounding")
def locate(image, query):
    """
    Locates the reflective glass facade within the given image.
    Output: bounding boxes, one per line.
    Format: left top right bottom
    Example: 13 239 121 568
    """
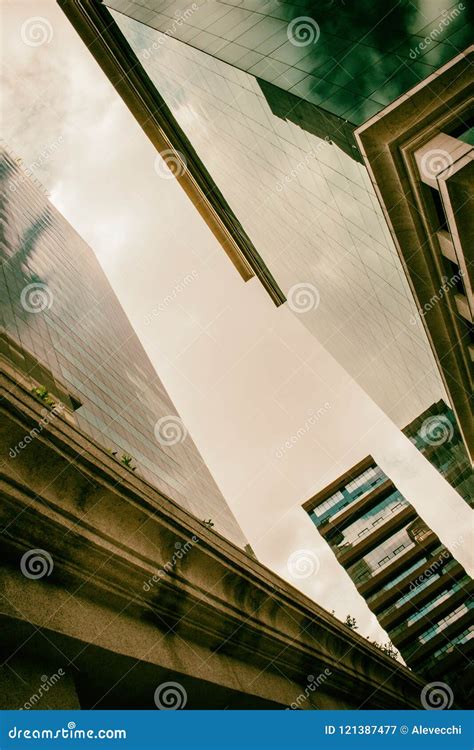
403 401 474 507
107 6 447 428
105 1 473 125
0 149 246 547
305 457 473 689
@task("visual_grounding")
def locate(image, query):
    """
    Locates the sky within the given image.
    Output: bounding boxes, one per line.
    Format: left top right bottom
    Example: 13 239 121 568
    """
2 0 473 649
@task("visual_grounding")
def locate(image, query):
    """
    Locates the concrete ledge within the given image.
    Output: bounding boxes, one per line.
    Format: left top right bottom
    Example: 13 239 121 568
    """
0 361 424 709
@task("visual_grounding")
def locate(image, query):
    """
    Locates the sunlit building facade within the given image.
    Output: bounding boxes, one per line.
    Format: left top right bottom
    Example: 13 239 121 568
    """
304 456 474 704
0 147 247 547
59 0 474 431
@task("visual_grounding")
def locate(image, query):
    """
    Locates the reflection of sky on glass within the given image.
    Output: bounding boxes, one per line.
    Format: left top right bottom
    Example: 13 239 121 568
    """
106 0 473 124
0 150 246 547
112 11 445 428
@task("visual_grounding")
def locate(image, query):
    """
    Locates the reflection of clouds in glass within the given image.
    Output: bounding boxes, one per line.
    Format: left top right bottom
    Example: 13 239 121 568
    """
114 11 444 427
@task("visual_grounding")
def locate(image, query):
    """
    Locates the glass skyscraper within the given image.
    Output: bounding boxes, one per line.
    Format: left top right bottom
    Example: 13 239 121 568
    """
304 456 473 705
402 401 474 507
0 147 246 547
60 0 473 432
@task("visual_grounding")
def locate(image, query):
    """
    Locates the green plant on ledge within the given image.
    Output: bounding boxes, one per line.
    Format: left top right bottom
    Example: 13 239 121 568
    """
31 385 57 408
120 453 137 471
202 519 214 529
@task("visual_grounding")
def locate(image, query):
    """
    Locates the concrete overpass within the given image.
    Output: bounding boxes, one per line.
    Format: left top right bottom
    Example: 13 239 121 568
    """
0 360 424 709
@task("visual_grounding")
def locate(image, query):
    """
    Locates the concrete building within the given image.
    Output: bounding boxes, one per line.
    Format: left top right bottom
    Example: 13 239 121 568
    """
0 146 246 546
58 0 474 430
304 456 473 706
355 47 473 463
402 400 474 507
0 361 427 709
